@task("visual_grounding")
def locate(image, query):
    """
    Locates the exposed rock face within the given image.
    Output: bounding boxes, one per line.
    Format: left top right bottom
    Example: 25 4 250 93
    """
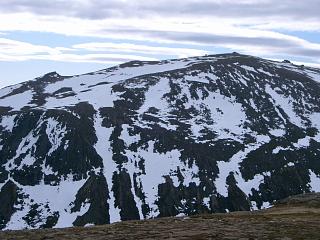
0 181 18 229
0 53 320 229
71 174 110 226
226 173 251 211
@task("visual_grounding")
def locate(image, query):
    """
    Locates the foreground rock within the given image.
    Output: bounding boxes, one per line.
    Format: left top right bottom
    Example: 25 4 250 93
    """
1 193 320 240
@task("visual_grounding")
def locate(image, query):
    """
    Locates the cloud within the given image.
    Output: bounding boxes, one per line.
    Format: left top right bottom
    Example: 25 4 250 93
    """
1 0 320 24
0 1 319 66
36 53 158 64
0 38 61 56
97 28 320 59
0 37 209 63
0 13 319 59
0 1 319 33
2 34 320 69
73 42 207 58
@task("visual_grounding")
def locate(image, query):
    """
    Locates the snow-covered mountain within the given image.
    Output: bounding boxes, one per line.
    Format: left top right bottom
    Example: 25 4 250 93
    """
0 53 320 230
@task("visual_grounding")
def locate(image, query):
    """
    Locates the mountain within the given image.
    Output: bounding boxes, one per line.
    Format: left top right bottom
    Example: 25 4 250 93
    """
0 53 320 230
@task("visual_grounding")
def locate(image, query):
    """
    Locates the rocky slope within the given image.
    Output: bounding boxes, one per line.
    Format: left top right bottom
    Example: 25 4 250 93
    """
1 193 320 239
0 53 320 229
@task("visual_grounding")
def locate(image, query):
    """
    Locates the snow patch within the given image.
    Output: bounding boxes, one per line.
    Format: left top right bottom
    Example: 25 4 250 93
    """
309 170 320 192
46 117 67 155
257 68 273 77
215 135 271 197
0 90 36 111
306 70 320 84
136 141 200 217
269 129 285 137
265 85 303 127
93 114 121 223
242 65 256 73
0 115 16 132
5 178 88 230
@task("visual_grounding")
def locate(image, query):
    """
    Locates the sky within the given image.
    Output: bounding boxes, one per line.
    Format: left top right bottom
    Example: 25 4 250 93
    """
0 0 320 88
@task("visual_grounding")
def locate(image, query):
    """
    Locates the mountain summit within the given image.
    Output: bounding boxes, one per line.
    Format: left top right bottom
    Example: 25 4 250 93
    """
0 53 320 229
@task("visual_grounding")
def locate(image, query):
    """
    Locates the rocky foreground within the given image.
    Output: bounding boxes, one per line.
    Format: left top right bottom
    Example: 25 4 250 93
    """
1 193 320 240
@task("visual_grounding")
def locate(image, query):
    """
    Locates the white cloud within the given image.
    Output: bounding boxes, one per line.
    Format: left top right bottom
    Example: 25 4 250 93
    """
0 38 61 56
0 1 319 65
0 37 208 63
73 42 207 58
2 35 320 71
1 0 319 27
35 53 158 64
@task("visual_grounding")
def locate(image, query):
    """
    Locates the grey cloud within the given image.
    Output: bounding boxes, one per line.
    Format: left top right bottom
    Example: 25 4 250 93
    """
1 0 320 21
288 48 320 58
0 0 319 63
102 28 320 59
0 0 125 19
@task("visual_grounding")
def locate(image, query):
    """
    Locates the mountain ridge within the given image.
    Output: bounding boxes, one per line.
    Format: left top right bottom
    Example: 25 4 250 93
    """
0 53 320 229
2 53 319 92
